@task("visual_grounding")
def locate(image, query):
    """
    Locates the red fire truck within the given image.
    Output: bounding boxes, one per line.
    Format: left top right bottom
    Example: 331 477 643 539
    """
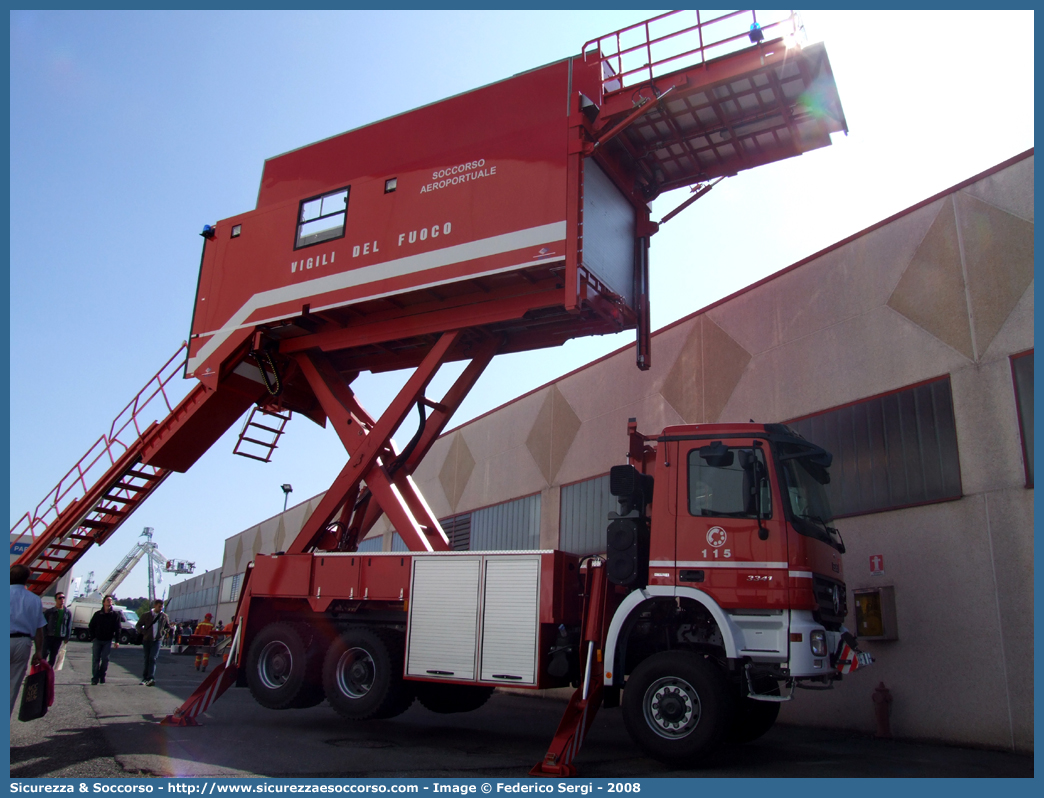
13 11 865 774
229 417 870 773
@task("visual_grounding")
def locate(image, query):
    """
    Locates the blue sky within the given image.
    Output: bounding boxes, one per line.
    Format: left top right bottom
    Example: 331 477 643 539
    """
9 10 1034 599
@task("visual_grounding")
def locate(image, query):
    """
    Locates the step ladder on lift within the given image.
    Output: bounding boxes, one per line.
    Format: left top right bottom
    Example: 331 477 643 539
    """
232 406 292 463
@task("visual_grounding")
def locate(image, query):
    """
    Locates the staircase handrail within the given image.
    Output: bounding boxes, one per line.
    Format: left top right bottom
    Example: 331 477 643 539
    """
10 343 192 543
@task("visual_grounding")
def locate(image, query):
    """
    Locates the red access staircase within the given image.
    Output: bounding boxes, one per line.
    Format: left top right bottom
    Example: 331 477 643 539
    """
13 345 201 593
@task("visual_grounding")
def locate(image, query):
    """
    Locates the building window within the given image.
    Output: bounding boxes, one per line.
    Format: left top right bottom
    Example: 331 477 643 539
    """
788 376 962 518
559 474 616 556
355 536 383 553
219 573 243 604
470 494 541 551
294 187 349 249
1011 350 1033 487
439 514 472 551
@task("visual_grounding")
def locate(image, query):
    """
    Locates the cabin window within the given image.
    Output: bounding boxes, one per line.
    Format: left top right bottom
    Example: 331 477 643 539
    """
294 187 349 249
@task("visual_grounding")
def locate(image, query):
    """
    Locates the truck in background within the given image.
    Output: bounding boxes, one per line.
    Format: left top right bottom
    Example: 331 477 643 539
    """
69 599 142 645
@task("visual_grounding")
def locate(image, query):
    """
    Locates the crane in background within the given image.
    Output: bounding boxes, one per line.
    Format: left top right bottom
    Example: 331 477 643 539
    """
90 526 195 602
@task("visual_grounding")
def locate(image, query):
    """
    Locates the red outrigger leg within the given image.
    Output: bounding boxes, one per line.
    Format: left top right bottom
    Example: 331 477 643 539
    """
531 560 614 777
161 565 254 726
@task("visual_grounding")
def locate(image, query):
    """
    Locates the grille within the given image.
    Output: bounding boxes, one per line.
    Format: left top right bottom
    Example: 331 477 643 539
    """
812 575 847 629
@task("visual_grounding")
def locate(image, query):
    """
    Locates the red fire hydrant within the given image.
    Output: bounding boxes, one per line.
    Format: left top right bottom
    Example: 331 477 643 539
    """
872 682 893 738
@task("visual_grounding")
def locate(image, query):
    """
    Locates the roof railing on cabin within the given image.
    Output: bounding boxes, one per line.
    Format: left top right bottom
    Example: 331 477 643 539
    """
583 10 804 95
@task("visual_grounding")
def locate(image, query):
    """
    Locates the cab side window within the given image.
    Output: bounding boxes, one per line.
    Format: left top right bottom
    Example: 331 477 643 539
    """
687 445 771 518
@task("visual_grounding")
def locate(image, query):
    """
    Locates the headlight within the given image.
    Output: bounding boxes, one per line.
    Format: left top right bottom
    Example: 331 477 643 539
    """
810 630 827 657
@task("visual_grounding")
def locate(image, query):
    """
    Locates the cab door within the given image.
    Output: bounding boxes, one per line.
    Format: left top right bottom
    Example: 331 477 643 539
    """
673 437 789 611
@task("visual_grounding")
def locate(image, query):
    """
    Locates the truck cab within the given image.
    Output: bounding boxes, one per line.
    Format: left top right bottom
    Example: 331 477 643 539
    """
601 421 864 762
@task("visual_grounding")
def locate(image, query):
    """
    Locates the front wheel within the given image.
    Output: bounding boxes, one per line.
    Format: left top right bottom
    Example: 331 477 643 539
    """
323 628 413 720
622 651 732 766
76 629 89 642
119 631 130 645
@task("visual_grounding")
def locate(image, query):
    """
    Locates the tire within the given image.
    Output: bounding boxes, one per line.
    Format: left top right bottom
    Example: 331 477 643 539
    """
246 622 314 710
289 624 327 709
119 632 130 645
323 627 414 720
76 629 89 642
415 682 495 714
726 677 780 744
622 651 732 766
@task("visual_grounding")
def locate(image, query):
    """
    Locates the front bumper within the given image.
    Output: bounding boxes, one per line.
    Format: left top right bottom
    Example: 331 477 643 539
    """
788 613 873 678
788 611 832 677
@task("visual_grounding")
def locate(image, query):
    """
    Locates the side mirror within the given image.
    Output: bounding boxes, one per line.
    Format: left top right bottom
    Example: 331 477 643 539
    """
609 464 654 517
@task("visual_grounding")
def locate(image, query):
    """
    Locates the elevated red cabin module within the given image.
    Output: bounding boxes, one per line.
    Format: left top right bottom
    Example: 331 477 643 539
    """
187 17 846 399
188 55 624 389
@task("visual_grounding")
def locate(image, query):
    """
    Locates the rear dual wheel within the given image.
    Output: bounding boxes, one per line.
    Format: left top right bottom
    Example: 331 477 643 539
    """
323 628 414 720
246 622 326 710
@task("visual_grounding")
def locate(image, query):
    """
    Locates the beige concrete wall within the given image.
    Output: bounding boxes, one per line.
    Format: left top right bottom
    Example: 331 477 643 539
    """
167 566 222 622
213 152 1033 752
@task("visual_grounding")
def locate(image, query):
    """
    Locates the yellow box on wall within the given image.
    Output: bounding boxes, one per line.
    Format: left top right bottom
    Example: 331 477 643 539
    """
854 585 898 640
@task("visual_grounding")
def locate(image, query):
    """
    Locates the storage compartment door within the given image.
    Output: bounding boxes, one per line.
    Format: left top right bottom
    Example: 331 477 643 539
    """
480 556 540 685
407 556 480 681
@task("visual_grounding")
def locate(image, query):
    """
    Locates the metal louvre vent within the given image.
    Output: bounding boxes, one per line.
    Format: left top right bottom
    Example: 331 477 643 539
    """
560 474 615 556
440 514 472 551
470 494 540 551
789 377 962 518
812 575 847 629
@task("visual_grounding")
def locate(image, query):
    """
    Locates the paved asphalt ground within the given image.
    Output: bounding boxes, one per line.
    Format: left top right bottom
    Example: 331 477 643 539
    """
9 641 1033 779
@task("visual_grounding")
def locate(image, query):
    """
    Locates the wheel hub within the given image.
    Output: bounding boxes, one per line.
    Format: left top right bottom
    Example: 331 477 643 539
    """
644 677 701 739
258 641 293 689
337 647 375 699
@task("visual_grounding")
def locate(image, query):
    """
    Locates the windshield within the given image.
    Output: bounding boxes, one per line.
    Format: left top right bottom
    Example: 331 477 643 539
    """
121 609 139 623
777 443 844 552
780 457 833 524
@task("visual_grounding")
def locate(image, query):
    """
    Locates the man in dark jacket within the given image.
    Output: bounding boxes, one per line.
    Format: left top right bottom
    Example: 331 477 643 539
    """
42 592 72 667
88 596 121 685
135 600 170 687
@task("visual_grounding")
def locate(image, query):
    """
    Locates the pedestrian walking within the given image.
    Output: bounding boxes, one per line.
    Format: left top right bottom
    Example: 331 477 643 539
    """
135 600 170 686
42 592 72 667
88 596 121 685
10 564 46 715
